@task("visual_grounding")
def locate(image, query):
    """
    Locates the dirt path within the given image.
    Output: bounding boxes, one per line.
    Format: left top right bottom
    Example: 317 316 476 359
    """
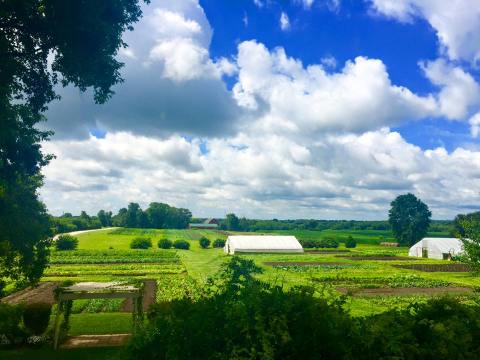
60 334 131 349
1 282 59 305
336 286 473 297
121 280 157 312
53 227 118 240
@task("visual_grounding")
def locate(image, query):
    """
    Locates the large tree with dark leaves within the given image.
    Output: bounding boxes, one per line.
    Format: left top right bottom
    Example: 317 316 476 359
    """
0 0 145 287
388 193 432 246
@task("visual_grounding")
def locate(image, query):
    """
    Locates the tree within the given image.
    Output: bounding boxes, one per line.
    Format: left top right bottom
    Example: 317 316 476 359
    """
0 0 145 285
126 203 143 228
457 214 480 270
453 212 480 237
224 213 240 231
97 210 113 227
388 193 431 246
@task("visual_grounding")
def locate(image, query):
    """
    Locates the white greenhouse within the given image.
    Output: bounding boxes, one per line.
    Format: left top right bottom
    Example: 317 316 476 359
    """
224 235 304 255
408 237 464 260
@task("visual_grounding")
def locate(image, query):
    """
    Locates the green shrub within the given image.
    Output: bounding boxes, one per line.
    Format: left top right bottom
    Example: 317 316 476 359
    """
55 234 79 251
301 238 339 249
199 237 211 249
0 303 25 343
130 237 152 249
318 237 339 248
213 239 226 248
158 238 173 249
345 236 357 248
173 240 190 250
22 303 52 335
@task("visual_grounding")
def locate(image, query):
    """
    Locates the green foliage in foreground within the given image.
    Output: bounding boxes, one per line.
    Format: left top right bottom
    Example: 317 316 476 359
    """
126 258 480 360
23 303 51 335
0 347 122 360
459 216 480 271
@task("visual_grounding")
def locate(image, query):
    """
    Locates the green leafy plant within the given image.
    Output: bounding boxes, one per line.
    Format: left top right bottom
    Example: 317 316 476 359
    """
0 302 25 344
213 239 226 248
158 238 173 249
199 237 211 249
23 302 52 335
130 237 152 249
173 240 190 250
55 235 79 251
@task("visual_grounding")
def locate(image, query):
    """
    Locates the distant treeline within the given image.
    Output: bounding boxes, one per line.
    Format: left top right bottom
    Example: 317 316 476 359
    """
51 202 192 234
50 206 455 235
218 213 453 234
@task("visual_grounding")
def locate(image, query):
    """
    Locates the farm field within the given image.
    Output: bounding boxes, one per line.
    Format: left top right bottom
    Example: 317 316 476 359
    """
259 229 452 244
4 227 479 341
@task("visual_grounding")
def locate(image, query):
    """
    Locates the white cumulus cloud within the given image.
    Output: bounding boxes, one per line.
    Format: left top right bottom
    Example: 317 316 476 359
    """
369 0 480 64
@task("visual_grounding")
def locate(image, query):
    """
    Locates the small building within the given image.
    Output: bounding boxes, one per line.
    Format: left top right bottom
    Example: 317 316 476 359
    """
204 218 219 225
189 218 219 229
224 235 304 255
408 237 464 260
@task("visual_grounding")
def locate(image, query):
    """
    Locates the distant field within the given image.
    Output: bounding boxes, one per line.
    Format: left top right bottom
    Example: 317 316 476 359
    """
260 229 451 244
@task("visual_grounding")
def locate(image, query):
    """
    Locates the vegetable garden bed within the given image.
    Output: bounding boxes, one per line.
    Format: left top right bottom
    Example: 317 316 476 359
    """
393 263 471 272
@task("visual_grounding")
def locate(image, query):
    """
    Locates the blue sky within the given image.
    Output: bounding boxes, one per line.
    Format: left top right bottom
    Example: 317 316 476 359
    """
41 0 480 219
201 0 474 151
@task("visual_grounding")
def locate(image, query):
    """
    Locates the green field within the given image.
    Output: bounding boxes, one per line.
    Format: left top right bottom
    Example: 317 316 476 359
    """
12 227 478 336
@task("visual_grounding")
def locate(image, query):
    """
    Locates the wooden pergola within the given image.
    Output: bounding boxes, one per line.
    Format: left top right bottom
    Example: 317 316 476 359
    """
53 281 144 350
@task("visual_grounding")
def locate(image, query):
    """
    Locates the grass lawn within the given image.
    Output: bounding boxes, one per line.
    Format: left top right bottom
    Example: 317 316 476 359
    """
69 313 133 335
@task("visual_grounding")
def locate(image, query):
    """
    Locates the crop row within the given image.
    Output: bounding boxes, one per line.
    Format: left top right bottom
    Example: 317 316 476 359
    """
272 264 378 272
312 273 451 288
44 264 185 277
49 249 180 264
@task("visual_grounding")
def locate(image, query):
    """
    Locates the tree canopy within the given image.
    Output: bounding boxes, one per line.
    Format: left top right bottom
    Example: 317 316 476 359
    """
388 193 431 246
0 0 145 285
455 212 480 270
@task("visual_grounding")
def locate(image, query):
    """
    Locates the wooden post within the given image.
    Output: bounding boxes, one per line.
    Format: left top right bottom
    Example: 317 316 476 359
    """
53 300 63 350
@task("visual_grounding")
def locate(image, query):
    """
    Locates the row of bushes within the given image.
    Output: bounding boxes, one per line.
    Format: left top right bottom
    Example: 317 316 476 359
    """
0 302 52 345
199 237 225 249
126 258 480 359
55 235 227 251
131 237 190 250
